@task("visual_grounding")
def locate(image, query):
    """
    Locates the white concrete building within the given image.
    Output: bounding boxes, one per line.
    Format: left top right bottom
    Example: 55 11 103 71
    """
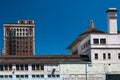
0 8 120 80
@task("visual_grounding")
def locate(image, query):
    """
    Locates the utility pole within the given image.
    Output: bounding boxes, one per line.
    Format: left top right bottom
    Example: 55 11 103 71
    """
85 63 88 80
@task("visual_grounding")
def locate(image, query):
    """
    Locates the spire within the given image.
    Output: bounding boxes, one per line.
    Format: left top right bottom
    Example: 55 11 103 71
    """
89 20 94 28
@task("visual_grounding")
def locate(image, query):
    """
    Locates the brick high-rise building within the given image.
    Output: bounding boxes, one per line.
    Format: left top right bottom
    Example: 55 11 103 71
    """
3 20 35 56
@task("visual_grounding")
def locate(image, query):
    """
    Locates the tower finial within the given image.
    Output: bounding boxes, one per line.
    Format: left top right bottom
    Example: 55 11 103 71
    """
89 20 94 28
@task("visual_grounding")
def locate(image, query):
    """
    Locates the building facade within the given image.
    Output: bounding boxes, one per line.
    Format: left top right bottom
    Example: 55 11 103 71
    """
3 20 35 56
0 8 120 80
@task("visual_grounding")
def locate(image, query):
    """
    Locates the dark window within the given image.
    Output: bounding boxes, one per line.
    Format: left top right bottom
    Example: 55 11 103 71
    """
41 75 44 78
36 75 40 78
32 75 35 78
16 65 19 70
5 65 8 70
103 53 106 59
9 65 12 70
0 75 3 78
108 53 111 59
118 53 120 59
72 50 78 55
30 46 32 49
95 53 98 59
32 65 35 70
36 65 39 70
25 65 28 70
56 75 60 77
0 65 3 71
16 75 19 78
93 39 99 44
41 65 44 70
5 75 8 78
9 75 12 78
52 75 55 77
21 75 24 78
48 75 51 78
100 39 106 44
20 65 24 70
25 75 28 78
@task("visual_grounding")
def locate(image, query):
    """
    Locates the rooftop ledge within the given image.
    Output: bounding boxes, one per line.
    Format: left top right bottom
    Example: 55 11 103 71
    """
4 24 35 27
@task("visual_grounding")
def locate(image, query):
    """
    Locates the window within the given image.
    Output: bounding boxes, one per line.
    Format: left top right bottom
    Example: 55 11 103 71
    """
5 65 8 70
25 65 28 70
56 75 60 77
108 53 111 59
48 75 51 78
0 65 3 71
9 75 12 78
21 75 24 78
48 75 60 78
52 75 55 77
25 75 28 78
16 65 19 70
32 65 35 70
36 75 40 78
41 65 44 70
100 39 106 44
93 39 99 44
26 50 28 53
95 53 98 59
118 53 120 59
103 53 106 59
0 75 3 78
5 75 8 78
41 75 44 78
30 46 32 49
9 65 12 70
16 75 19 78
32 75 35 78
36 65 39 70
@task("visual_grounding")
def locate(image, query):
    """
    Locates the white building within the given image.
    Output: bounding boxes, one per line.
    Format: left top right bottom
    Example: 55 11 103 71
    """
0 8 120 80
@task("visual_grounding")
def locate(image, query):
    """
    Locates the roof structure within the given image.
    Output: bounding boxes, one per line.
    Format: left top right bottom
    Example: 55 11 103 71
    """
67 20 105 49
0 55 89 64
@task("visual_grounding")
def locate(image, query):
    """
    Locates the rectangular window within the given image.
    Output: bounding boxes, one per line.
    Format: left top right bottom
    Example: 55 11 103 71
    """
21 75 24 78
16 65 19 70
118 53 120 59
0 75 3 78
16 75 19 78
25 75 28 78
9 75 12 78
25 65 28 70
20 65 24 70
41 75 44 78
95 53 98 59
36 65 39 70
41 65 44 70
5 65 8 70
32 65 35 70
32 75 35 78
0 65 3 71
36 75 40 78
93 39 99 44
108 53 111 59
56 75 60 77
9 65 12 70
103 53 106 59
100 39 106 44
48 75 51 78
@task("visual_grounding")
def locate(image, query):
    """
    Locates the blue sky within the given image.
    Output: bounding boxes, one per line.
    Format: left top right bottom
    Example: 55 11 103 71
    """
0 0 120 55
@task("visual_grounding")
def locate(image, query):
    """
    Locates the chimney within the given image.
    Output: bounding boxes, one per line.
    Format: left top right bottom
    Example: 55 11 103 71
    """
107 8 118 34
